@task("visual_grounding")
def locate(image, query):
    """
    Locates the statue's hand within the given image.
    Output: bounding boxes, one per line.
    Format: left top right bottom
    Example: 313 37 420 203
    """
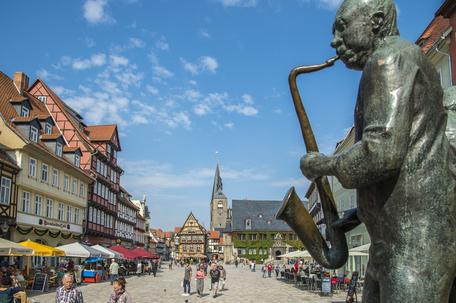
300 152 331 181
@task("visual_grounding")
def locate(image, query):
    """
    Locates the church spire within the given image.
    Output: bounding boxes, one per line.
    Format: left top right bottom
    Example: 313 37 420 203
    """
212 163 224 199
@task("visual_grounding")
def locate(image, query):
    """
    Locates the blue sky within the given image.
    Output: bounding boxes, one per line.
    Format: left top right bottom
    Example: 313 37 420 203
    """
0 0 441 230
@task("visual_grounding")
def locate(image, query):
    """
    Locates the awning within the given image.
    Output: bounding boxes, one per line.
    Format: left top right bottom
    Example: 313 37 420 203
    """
278 250 312 259
349 243 370 253
0 238 34 256
57 242 110 258
91 245 124 259
109 245 138 260
84 257 104 263
130 248 157 259
19 240 65 257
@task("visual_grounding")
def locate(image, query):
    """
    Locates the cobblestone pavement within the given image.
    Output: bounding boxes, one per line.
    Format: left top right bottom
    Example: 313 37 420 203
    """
30 263 352 303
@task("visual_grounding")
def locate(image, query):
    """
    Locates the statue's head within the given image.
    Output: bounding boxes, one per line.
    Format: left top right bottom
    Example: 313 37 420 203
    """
331 0 399 70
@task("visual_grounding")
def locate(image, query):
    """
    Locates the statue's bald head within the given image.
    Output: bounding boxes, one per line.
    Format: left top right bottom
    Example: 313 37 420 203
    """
338 0 399 38
331 0 399 70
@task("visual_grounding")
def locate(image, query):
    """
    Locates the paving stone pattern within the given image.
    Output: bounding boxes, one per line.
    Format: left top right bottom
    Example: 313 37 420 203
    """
30 263 352 303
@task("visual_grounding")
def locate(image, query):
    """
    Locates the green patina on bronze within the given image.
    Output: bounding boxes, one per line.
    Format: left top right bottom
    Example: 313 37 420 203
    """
277 0 456 302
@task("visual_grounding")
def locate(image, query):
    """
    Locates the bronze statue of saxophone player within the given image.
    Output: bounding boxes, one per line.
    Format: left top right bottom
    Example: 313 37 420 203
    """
277 0 456 302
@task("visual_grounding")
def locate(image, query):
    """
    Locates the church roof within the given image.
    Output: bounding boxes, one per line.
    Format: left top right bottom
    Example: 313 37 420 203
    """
231 200 292 232
211 163 226 199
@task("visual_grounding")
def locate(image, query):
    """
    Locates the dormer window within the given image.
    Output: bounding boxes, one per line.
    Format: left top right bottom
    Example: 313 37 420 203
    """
29 126 38 142
245 218 252 230
55 143 63 157
20 106 29 117
44 123 52 135
74 154 80 167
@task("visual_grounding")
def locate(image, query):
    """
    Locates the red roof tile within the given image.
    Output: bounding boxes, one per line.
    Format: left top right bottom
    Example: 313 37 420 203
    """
208 231 220 239
85 124 117 141
416 16 450 54
40 133 62 140
63 146 81 153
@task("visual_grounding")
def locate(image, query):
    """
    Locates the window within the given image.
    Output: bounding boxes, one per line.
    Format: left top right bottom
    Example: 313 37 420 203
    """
58 203 65 221
67 206 72 222
74 154 80 167
72 179 77 194
55 143 63 157
37 96 46 103
20 106 29 117
88 207 93 223
30 126 38 142
46 199 53 218
0 177 12 205
79 183 85 198
44 123 52 134
34 195 42 216
21 191 30 213
52 169 59 187
63 175 69 191
29 158 36 177
41 163 48 182
111 170 116 183
249 234 257 241
245 218 252 230
437 55 452 89
74 208 80 224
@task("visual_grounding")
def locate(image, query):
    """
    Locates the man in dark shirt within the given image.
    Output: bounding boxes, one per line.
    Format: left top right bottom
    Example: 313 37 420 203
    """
209 263 221 298
0 276 23 303
182 263 192 296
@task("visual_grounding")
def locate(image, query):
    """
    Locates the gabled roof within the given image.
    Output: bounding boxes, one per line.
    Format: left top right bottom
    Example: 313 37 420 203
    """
436 0 456 18
231 200 292 232
85 124 117 142
178 212 206 235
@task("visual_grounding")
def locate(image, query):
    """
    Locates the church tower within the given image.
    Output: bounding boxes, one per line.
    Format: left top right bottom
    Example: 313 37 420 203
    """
210 163 228 230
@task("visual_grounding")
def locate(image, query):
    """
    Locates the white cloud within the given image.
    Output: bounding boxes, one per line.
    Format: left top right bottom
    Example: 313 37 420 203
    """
85 37 96 48
224 122 235 129
155 37 169 51
225 104 258 116
242 94 253 104
200 29 210 38
110 55 129 66
300 0 342 10
153 65 174 78
218 0 258 7
36 69 63 81
180 56 219 75
146 85 159 95
194 103 211 116
52 86 75 97
183 89 201 101
72 53 106 70
129 37 145 48
200 56 218 73
83 0 115 24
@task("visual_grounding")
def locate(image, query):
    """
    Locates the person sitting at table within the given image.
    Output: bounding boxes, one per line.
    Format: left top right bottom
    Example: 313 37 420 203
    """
0 276 25 303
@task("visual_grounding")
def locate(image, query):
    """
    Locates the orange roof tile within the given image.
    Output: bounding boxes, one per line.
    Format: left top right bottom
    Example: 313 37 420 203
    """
219 237 224 245
208 231 220 239
40 133 62 140
174 227 181 233
63 146 81 153
85 124 117 141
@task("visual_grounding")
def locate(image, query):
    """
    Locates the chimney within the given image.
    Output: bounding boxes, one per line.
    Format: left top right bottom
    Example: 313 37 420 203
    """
13 72 29 93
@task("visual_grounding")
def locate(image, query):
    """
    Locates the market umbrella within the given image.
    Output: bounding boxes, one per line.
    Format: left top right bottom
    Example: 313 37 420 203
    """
0 238 34 256
91 245 124 259
109 245 138 260
19 240 65 257
130 248 156 259
57 242 110 258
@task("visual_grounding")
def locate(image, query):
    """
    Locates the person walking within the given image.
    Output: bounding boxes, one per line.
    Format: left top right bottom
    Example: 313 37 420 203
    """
275 264 280 278
218 265 226 291
267 263 273 278
136 262 142 277
56 273 84 303
182 263 192 296
209 263 221 298
107 277 132 303
109 259 119 285
261 265 266 278
152 259 158 277
195 264 205 297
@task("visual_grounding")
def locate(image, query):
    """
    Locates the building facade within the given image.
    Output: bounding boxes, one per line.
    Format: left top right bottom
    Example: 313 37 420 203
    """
28 79 123 246
0 149 20 239
206 230 223 261
0 72 93 248
177 213 206 261
115 187 138 248
132 196 151 250
231 200 304 263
